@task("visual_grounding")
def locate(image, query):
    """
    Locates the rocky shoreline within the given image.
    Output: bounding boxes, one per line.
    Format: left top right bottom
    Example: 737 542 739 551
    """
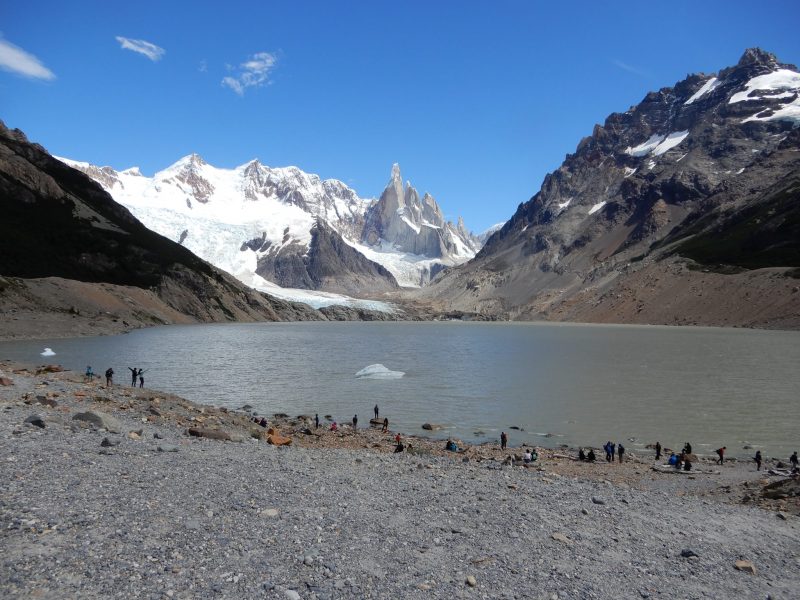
1 361 798 599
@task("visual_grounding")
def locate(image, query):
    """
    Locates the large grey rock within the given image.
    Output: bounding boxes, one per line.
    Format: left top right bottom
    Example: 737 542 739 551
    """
72 411 121 433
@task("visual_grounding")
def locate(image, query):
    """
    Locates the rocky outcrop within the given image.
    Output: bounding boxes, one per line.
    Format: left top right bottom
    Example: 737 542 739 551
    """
422 48 800 328
255 220 398 295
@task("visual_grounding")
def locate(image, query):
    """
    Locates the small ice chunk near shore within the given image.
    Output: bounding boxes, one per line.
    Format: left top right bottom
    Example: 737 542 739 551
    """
40 348 56 357
355 364 405 379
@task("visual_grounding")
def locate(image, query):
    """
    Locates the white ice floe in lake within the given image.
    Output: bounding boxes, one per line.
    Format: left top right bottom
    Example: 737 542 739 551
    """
354 364 405 379
40 348 55 357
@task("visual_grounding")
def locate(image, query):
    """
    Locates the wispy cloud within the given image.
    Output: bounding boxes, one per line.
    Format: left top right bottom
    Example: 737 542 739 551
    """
198 59 208 73
222 51 277 96
0 37 55 80
612 59 651 78
116 36 165 61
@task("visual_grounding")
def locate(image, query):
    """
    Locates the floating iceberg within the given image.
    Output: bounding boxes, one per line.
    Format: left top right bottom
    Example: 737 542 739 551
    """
354 364 405 380
40 348 56 357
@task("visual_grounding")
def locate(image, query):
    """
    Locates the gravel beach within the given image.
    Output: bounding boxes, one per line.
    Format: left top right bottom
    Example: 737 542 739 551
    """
1 362 798 599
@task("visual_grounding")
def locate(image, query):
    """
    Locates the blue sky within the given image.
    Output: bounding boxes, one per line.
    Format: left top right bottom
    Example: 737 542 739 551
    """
2 1 799 232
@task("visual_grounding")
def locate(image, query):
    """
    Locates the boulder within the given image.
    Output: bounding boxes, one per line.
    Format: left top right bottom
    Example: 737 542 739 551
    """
187 427 232 441
100 437 120 447
266 427 292 446
0 376 13 386
24 414 45 428
734 560 756 574
34 395 58 408
422 423 442 431
72 411 122 433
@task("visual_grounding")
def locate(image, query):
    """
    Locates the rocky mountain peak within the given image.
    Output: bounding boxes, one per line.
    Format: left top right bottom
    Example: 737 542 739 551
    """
737 47 779 69
390 162 402 182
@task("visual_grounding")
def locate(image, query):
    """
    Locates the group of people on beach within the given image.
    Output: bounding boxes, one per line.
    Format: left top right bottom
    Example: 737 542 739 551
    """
84 365 146 389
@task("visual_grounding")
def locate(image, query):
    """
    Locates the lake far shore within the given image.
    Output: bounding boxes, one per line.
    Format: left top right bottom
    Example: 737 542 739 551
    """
1 361 798 599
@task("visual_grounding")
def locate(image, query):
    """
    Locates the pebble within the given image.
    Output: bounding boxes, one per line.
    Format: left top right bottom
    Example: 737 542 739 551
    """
465 575 477 587
591 496 606 505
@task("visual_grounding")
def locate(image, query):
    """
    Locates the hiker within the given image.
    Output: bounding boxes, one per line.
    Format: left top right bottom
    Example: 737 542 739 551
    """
382 417 388 433
683 456 692 471
610 442 616 462
618 443 625 463
668 452 678 466
604 441 613 462
684 442 693 455
105 367 114 387
587 449 596 462
352 414 358 430
655 441 662 460
394 441 404 453
85 365 94 382
128 367 138 387
754 450 762 471
790 452 798 470
374 404 379 419
395 432 401 445
578 448 586 461
314 414 319 429
715 446 726 465
138 368 145 388
523 449 533 463
500 431 507 450
330 421 338 431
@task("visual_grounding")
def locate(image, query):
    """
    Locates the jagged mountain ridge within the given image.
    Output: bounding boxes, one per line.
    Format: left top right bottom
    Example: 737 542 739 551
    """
61 156 487 292
422 48 800 328
0 120 398 338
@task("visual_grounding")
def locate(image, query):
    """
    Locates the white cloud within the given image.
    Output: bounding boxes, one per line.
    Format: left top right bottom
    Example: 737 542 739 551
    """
222 51 277 95
612 59 650 78
116 36 165 61
0 37 55 80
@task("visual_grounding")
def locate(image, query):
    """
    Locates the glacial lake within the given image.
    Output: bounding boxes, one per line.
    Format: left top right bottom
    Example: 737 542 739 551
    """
1 322 798 459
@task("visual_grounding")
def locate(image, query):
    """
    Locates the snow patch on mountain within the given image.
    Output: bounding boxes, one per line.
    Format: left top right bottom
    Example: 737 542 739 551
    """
729 69 800 103
626 131 689 158
684 77 720 105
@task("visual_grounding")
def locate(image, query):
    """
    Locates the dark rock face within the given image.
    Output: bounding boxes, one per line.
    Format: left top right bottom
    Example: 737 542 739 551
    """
256 220 399 295
425 48 800 324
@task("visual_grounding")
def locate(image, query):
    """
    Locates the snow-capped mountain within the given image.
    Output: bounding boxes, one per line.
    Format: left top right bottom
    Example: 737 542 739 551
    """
59 156 485 293
422 48 800 328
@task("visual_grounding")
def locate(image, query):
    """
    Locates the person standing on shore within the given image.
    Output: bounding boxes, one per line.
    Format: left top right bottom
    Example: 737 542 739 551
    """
610 442 616 462
791 452 798 470
374 404 379 420
655 441 662 461
382 417 388 433
314 414 319 429
500 431 508 450
754 450 762 471
128 367 138 387
138 368 145 388
352 414 358 431
105 367 114 388
604 441 612 462
715 446 726 465
684 442 692 455
85 365 94 382
618 443 625 463
395 432 401 445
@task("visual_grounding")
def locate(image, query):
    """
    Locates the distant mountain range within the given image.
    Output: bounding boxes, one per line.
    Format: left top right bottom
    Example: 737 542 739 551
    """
420 48 800 328
60 156 495 297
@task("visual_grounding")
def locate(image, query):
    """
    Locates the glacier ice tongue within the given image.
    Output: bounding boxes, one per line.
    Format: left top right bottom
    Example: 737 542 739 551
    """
354 364 405 379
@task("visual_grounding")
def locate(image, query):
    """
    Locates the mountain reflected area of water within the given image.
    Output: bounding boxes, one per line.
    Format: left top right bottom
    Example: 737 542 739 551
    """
1 322 797 458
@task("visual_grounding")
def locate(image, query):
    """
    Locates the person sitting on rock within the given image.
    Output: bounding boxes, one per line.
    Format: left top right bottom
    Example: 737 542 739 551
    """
523 449 532 463
587 449 596 462
394 441 404 453
382 417 389 433
330 421 338 431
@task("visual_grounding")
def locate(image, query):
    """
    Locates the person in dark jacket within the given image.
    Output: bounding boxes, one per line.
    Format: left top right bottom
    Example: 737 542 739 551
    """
105 368 114 388
715 447 726 465
618 443 625 463
754 450 762 471
655 441 662 460
352 415 358 430
500 432 507 450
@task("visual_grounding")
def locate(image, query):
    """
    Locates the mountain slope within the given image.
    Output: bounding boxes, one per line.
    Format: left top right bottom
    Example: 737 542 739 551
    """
421 48 800 329
0 121 395 339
